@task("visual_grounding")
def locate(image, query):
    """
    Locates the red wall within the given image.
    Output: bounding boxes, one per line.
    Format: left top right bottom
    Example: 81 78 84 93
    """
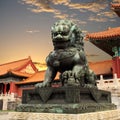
10 82 34 97
17 87 34 97
10 82 18 94
112 57 120 78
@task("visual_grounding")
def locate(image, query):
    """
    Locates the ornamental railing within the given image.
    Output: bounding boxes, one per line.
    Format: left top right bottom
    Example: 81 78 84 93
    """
0 93 15 101
96 74 120 90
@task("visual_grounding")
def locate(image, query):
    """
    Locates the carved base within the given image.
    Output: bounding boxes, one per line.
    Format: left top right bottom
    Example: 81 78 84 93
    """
16 86 116 113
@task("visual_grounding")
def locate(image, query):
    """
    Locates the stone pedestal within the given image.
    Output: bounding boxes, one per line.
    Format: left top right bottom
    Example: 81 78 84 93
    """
16 86 116 113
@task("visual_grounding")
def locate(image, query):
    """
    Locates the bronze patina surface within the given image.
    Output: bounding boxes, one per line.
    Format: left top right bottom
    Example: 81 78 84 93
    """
35 20 97 88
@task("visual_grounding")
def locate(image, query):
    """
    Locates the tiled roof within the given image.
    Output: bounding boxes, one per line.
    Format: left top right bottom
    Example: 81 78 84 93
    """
89 60 113 75
86 27 120 40
15 70 60 84
111 3 120 17
112 3 120 9
10 71 32 77
0 56 38 77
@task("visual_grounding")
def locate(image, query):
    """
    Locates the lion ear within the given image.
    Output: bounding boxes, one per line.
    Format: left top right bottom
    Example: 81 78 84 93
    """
67 25 77 42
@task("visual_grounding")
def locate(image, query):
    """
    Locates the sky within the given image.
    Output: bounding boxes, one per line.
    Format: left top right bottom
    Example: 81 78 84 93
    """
0 0 120 64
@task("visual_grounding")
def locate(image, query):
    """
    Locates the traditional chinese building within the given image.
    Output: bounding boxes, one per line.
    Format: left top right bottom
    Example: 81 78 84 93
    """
86 27 120 77
85 3 120 78
0 56 38 96
0 57 60 99
86 3 120 108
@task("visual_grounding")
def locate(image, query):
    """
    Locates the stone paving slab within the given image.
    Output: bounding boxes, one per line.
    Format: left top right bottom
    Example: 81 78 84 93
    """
0 112 9 120
9 109 120 120
0 109 120 120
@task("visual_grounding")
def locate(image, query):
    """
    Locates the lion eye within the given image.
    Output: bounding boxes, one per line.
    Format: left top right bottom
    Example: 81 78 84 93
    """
54 32 58 36
53 31 68 36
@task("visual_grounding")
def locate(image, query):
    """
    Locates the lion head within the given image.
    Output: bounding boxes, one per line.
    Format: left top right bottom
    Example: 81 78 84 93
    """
51 20 84 50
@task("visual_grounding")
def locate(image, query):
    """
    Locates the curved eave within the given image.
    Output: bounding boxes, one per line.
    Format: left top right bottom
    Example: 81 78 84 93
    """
15 71 60 85
87 35 120 41
0 71 32 78
0 71 9 77
86 27 120 40
15 79 43 85
89 38 120 56
111 3 120 17
11 71 32 78
86 27 120 56
0 56 38 76
15 71 45 85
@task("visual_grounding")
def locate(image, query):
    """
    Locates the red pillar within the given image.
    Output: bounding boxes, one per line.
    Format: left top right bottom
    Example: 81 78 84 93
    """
10 82 18 93
112 57 120 78
117 57 120 78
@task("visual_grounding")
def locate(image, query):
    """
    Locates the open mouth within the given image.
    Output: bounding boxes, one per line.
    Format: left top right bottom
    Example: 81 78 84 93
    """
53 41 69 49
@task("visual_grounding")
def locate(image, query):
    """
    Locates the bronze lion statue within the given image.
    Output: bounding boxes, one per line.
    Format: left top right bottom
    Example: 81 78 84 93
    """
35 20 97 88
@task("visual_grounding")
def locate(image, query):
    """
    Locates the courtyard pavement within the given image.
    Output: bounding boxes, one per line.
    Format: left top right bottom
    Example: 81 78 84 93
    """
0 112 9 120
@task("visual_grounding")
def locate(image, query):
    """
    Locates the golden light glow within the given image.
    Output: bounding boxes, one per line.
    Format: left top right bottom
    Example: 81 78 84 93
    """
34 62 47 71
